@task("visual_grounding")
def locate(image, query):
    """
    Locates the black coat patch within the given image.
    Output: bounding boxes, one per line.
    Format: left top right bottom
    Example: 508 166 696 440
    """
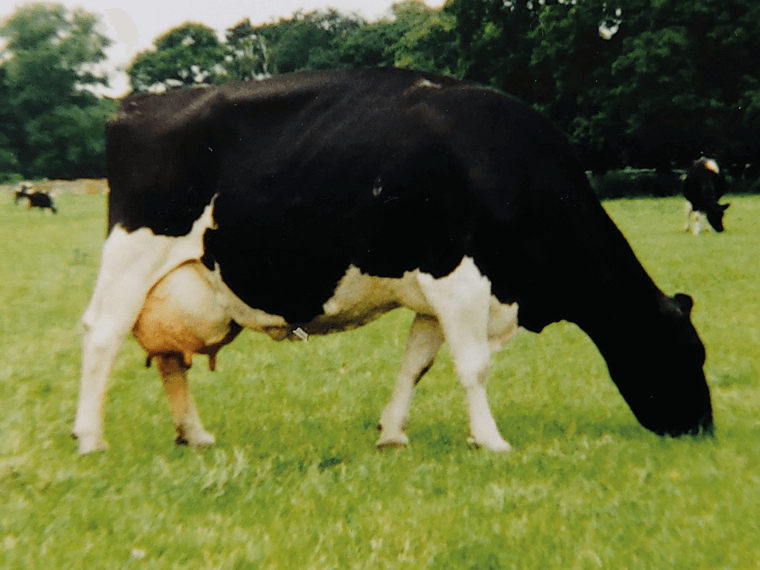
107 68 650 328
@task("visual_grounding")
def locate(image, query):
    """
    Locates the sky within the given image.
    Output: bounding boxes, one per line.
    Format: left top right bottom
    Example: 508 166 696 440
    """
1 0 444 96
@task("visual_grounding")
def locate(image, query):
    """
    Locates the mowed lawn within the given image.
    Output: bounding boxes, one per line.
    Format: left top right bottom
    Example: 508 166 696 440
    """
1 193 758 569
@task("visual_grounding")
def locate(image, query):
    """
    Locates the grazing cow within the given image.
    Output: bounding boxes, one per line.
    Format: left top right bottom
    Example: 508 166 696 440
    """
74 68 713 454
15 185 57 214
683 158 728 234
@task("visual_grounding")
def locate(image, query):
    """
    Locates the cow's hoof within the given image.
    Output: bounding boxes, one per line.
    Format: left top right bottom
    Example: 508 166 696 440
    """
376 432 409 449
176 428 215 447
467 435 512 453
73 432 109 454
190 431 216 447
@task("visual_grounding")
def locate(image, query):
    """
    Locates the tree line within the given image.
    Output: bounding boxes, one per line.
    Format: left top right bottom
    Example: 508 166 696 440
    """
1 0 758 183
0 4 115 181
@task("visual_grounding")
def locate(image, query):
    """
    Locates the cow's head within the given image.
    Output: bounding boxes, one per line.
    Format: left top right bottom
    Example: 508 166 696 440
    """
605 294 714 437
705 202 730 233
14 184 31 204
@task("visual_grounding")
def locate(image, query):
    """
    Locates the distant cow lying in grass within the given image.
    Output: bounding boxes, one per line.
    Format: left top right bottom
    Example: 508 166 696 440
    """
74 68 714 455
683 158 728 234
14 185 57 214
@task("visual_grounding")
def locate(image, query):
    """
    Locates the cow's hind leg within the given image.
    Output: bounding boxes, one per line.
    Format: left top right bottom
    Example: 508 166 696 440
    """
75 206 214 454
377 314 444 449
684 202 693 232
156 355 215 447
75 227 177 453
417 257 511 452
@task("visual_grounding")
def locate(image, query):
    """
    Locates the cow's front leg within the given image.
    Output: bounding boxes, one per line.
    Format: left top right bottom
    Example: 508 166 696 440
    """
417 258 511 452
377 314 444 449
156 355 215 447
74 227 176 454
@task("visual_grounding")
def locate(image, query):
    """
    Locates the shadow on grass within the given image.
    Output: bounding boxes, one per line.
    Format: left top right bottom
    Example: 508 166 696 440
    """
494 406 715 448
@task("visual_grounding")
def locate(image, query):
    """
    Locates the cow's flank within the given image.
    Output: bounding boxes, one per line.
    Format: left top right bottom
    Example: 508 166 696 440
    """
74 68 713 455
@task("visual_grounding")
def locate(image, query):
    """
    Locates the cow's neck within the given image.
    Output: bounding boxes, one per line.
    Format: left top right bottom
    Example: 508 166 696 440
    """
569 271 665 369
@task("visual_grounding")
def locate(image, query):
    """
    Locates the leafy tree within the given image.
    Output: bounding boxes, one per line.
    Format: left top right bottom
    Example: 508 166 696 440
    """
237 3 458 77
150 5 458 87
450 0 626 170
128 23 227 92
337 19 400 68
22 97 116 178
225 18 273 80
0 3 114 180
449 0 552 98
450 0 760 172
528 0 628 171
254 10 364 75
390 1 460 75
600 0 760 170
0 67 20 176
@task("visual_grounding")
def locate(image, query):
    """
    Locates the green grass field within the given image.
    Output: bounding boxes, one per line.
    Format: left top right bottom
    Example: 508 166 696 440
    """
1 193 759 569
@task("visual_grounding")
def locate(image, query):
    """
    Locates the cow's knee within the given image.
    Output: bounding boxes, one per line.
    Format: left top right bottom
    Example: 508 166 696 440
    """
454 344 491 388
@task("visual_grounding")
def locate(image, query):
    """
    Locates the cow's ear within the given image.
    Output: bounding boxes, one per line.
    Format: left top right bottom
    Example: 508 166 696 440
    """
721 203 731 211
672 293 694 317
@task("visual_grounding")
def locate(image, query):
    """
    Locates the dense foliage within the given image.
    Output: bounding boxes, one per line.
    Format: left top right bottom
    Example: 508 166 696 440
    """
0 4 117 181
2 0 759 182
126 3 459 88
128 23 228 92
452 0 760 173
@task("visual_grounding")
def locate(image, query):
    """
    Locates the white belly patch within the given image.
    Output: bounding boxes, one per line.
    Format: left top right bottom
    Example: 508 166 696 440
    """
132 258 520 369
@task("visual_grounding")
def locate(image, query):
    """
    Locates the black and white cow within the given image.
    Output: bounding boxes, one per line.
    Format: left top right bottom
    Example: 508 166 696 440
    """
15 184 57 214
683 157 728 234
73 68 713 454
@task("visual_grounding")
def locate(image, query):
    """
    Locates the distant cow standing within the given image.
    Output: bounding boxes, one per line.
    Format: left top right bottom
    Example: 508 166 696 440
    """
683 158 728 234
15 185 57 214
74 68 713 455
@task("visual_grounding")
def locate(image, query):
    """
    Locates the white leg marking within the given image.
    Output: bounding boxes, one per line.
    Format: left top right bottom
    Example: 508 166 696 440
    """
377 314 444 449
156 355 215 447
75 227 174 453
75 206 215 454
684 202 693 232
417 257 511 452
